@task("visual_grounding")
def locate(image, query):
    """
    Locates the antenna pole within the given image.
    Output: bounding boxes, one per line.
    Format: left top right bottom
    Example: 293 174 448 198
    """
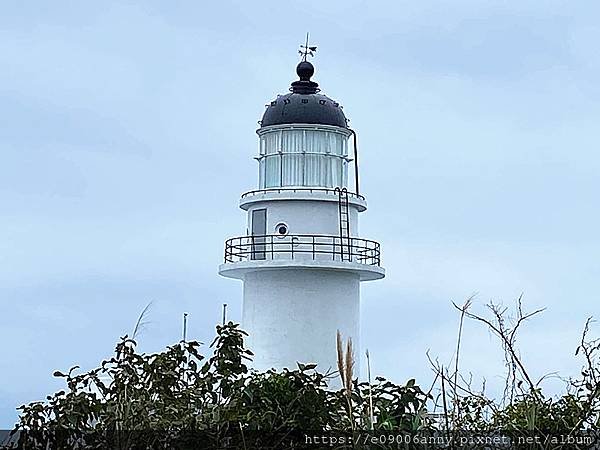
299 33 316 61
222 303 228 325
304 32 309 61
182 312 188 342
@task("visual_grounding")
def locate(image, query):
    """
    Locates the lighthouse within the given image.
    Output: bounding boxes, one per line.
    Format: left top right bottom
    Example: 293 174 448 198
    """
219 47 384 374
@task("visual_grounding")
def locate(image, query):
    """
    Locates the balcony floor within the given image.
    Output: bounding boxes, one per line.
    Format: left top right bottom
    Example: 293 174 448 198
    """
218 258 385 281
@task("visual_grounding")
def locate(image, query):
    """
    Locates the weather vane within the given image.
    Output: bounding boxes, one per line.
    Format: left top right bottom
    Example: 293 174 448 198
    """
298 32 317 61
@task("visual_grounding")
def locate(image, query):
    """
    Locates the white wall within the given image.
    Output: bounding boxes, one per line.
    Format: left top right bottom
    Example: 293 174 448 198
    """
243 268 360 375
245 199 360 236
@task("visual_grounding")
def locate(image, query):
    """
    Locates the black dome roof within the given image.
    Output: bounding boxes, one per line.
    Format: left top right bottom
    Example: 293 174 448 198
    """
261 92 347 128
260 61 348 129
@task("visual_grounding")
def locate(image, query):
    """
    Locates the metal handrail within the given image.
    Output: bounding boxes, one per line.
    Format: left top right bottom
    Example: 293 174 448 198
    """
224 234 381 266
241 187 365 201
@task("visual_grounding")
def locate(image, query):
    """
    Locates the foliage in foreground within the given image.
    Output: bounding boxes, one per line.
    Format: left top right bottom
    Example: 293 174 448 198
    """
11 322 428 449
9 301 600 449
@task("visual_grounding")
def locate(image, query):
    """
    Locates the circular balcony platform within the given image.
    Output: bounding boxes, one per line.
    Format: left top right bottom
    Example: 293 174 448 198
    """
239 187 367 212
219 234 385 281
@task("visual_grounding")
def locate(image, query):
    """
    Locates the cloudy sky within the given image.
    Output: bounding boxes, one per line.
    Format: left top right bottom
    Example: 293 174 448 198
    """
1 0 599 427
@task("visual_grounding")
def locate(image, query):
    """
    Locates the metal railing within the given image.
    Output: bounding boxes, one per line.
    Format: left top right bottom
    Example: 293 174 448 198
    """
241 187 365 201
224 234 380 266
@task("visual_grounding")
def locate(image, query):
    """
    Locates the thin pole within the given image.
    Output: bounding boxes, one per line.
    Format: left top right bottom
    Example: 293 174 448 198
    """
182 312 188 342
222 303 227 325
366 349 374 430
350 129 360 195
303 32 310 61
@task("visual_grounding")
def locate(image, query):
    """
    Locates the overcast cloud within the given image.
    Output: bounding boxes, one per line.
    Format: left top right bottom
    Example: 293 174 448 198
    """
1 0 599 427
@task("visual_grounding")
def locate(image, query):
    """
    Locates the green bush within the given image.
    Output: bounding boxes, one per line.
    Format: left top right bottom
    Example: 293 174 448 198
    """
10 306 600 449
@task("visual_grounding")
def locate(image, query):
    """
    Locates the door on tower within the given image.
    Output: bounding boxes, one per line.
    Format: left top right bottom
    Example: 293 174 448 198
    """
251 208 266 260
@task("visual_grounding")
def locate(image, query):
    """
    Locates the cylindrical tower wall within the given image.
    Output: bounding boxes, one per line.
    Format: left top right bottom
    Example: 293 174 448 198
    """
245 199 359 237
242 268 360 373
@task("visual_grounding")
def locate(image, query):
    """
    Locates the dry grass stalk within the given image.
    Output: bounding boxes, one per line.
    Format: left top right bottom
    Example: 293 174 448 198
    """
132 301 153 340
336 330 355 395
345 338 354 393
336 330 356 430
452 297 473 427
337 330 345 386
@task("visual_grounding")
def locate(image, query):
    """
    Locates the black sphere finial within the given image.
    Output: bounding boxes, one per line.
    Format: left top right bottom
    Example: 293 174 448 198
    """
296 60 314 81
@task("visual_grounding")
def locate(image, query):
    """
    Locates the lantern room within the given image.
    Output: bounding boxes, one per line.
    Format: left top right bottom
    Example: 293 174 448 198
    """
256 60 353 190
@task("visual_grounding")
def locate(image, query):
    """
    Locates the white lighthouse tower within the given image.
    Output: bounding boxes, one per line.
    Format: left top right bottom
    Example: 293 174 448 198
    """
219 50 384 374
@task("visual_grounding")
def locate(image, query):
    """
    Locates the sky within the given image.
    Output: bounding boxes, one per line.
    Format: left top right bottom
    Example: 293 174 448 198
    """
1 0 600 427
